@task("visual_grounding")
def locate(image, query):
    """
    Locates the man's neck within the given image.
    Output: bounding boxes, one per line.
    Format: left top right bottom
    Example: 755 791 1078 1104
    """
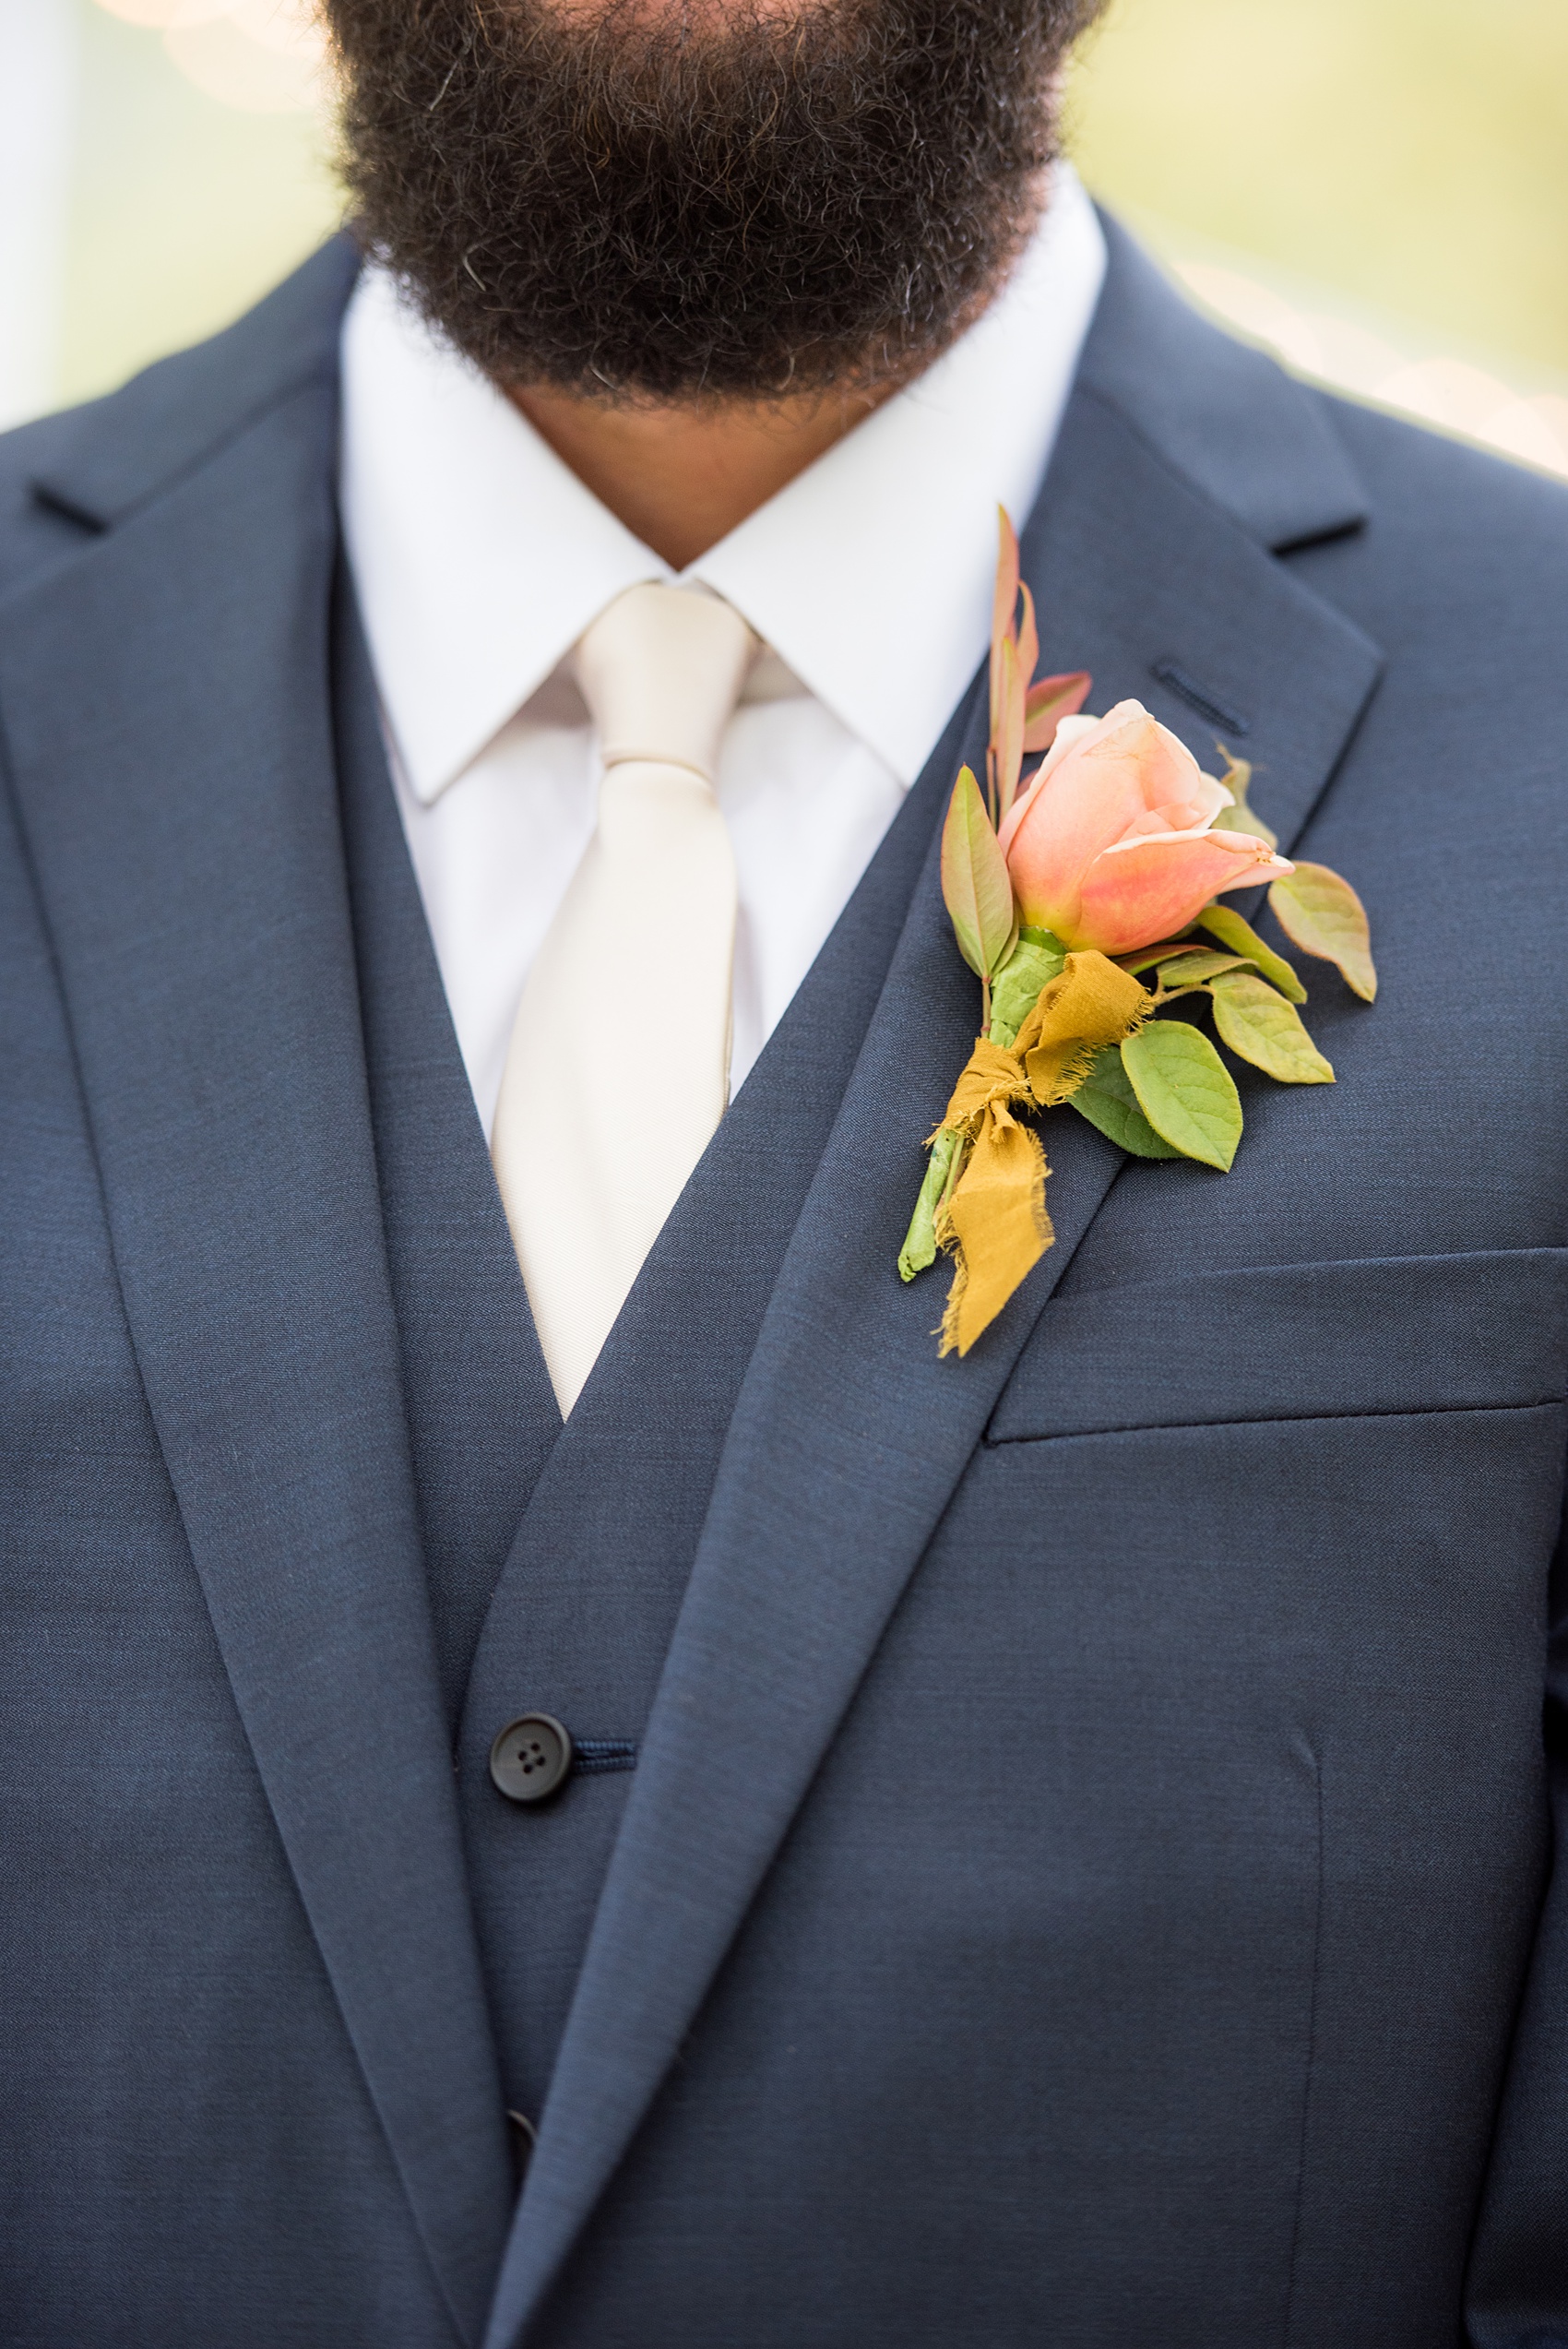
508 379 893 568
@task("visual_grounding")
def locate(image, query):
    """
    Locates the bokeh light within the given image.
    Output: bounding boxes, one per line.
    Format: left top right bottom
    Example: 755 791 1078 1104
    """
94 0 328 113
1172 261 1568 482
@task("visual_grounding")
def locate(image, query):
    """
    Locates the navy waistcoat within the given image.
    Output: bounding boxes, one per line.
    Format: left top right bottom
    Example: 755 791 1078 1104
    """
335 574 966 2116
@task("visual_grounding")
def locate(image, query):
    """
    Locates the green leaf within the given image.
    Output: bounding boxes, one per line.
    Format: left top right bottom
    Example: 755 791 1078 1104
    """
1209 746 1279 850
941 765 1017 982
988 936 1066 1048
1193 903 1306 1002
1121 1019 1243 1171
898 1128 961 1281
1154 948 1254 989
1268 862 1377 1001
1207 972 1335 1084
1068 1044 1182 1158
1017 924 1067 952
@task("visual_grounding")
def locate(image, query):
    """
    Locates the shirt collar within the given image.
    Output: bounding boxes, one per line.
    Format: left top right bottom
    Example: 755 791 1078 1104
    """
339 165 1107 805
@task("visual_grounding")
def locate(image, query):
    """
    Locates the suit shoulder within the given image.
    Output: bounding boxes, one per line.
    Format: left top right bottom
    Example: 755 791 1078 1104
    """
0 234 360 602
1289 387 1568 681
1314 388 1568 571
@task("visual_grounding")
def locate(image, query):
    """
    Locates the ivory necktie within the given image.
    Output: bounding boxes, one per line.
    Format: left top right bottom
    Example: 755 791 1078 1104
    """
492 582 757 1415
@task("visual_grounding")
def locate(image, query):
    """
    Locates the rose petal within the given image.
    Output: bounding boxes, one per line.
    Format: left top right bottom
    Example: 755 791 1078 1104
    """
1069 832 1294 957
999 700 1255 946
1183 772 1234 827
1086 710 1209 818
999 705 1164 931
1116 796 1220 840
996 711 1109 856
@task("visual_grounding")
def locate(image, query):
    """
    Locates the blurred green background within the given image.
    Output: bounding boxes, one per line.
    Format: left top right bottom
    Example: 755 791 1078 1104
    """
1073 0 1568 380
6 0 1566 469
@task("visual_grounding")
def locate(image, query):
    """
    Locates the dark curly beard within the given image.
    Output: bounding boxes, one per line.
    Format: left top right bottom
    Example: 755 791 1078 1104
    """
324 0 1106 402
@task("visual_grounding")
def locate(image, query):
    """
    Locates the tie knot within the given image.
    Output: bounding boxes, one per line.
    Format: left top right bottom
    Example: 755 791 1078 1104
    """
574 582 757 786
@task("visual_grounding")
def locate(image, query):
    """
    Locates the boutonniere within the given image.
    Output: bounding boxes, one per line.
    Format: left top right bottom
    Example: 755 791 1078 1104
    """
899 512 1377 1358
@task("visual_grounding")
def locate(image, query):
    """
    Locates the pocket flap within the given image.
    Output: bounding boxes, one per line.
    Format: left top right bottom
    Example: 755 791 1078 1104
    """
987 1248 1568 1445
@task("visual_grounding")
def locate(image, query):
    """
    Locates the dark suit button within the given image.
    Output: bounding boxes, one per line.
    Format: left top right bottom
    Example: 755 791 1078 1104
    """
490 1712 573 1804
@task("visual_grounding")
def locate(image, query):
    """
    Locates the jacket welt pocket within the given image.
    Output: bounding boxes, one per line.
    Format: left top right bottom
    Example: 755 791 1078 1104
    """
986 1248 1568 1446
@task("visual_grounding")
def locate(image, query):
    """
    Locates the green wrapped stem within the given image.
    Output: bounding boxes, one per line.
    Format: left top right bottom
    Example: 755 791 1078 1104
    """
897 1127 963 1282
988 936 1065 1049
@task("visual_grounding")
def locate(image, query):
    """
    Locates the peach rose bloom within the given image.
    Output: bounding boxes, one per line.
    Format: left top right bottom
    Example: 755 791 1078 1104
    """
996 699 1293 957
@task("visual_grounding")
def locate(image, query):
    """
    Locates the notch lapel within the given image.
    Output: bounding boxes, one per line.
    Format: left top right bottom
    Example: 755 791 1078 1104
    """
0 337 511 2342
483 266 1385 2344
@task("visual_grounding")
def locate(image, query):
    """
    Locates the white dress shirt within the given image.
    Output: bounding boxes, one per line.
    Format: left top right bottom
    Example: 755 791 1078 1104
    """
339 166 1107 1136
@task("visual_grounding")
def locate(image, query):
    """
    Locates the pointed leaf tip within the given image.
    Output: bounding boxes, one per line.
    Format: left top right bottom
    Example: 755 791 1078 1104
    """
1194 903 1306 1002
1268 863 1377 1000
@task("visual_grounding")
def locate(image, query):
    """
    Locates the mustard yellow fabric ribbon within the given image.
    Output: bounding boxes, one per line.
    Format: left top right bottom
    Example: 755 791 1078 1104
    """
933 951 1151 1356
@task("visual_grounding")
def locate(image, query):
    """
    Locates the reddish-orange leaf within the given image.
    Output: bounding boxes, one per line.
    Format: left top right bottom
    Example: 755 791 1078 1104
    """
989 507 1021 756
995 636 1028 825
1022 671 1093 754
1016 582 1039 721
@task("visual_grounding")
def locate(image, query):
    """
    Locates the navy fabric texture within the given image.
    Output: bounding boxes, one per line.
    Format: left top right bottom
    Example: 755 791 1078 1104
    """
335 577 560 1725
2 219 1568 2348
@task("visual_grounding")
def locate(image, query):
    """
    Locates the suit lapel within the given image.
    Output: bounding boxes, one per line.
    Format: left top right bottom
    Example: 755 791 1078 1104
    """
0 283 512 2344
483 255 1385 2344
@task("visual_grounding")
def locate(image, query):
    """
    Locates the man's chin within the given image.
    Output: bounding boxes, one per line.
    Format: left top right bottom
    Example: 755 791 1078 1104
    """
325 0 1099 401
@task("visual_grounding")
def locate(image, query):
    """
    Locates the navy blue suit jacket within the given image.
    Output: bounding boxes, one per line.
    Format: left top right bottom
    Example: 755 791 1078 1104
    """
4 221 1568 2348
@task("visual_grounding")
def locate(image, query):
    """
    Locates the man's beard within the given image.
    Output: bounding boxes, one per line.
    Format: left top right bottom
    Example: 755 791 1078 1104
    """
324 0 1105 403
